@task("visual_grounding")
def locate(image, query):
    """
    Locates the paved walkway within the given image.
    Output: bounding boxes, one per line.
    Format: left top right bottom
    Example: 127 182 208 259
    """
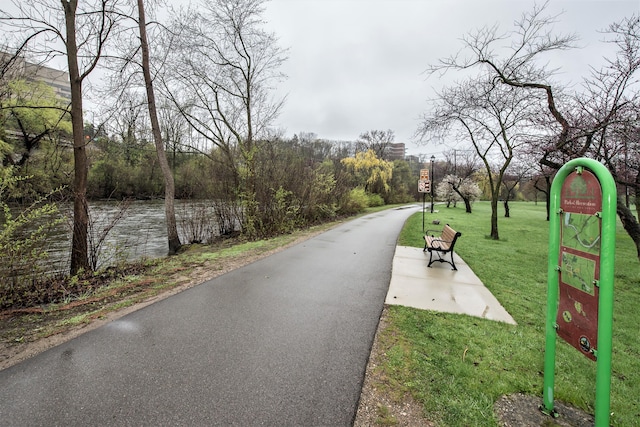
386 245 516 324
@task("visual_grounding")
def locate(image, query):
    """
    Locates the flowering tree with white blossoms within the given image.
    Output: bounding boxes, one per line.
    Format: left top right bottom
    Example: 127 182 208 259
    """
438 174 482 213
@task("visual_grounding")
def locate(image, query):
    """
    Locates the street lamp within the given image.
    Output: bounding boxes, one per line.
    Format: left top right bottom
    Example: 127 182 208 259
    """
430 155 435 213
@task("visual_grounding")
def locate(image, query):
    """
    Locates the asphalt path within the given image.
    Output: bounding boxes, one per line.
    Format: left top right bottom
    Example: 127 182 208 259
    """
0 205 420 426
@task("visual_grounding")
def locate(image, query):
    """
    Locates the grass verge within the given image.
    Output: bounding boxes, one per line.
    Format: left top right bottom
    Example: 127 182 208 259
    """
384 201 639 425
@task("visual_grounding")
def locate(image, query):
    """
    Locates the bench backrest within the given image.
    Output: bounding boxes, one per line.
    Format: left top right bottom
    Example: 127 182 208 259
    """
442 224 461 243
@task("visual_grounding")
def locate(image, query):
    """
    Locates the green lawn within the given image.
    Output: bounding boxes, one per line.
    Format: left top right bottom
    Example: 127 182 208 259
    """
382 201 639 426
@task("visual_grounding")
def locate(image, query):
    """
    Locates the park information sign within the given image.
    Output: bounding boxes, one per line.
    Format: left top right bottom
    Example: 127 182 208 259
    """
542 158 617 426
557 168 602 361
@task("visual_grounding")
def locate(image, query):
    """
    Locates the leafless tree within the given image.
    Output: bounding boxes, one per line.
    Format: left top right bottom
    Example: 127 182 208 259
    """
1 0 123 274
135 0 181 254
356 129 395 158
158 99 187 170
96 0 182 255
418 76 543 239
103 91 148 165
429 4 640 258
163 0 287 237
440 148 480 179
500 158 533 218
580 16 640 256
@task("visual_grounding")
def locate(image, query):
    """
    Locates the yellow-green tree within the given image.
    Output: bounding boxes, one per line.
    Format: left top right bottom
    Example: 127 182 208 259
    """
341 149 393 197
2 79 72 167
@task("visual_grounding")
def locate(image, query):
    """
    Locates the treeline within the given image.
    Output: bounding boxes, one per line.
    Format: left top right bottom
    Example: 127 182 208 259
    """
4 128 421 228
86 133 419 207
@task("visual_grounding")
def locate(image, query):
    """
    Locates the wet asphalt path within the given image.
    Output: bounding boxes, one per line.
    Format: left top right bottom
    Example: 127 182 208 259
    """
0 205 420 426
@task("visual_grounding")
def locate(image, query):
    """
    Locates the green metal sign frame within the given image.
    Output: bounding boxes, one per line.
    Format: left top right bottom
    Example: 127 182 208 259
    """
542 158 617 426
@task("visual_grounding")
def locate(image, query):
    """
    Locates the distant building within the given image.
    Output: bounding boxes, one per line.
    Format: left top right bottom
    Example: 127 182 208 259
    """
1 52 73 159
405 154 420 165
1 52 71 102
386 142 406 161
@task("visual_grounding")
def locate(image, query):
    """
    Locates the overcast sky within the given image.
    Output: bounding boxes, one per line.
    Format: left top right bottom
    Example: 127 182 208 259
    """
259 0 639 157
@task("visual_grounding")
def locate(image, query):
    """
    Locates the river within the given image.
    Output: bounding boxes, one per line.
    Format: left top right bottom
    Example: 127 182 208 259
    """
34 200 220 274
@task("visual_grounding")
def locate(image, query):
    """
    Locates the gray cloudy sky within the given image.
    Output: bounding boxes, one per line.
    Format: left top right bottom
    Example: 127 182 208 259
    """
260 0 639 156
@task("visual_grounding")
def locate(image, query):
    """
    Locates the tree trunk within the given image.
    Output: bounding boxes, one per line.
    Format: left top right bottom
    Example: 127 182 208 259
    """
62 0 90 274
490 194 499 240
504 199 510 218
617 200 640 260
636 169 640 220
463 196 472 213
545 176 551 221
137 0 181 254
452 187 473 213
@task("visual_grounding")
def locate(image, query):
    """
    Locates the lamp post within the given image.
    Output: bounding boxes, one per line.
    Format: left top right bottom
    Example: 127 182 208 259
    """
430 155 435 213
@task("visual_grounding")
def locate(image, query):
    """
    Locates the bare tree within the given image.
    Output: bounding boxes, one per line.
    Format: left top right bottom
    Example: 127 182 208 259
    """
356 129 395 158
136 0 181 254
430 4 640 257
1 0 121 274
439 149 475 176
158 99 187 171
582 16 640 256
164 0 287 237
500 159 533 218
418 77 543 239
104 91 147 166
96 0 183 254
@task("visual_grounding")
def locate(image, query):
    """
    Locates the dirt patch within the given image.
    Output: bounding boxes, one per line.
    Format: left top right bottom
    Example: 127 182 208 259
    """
495 393 595 427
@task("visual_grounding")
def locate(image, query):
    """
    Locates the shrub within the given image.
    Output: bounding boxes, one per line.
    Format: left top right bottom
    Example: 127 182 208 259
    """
0 169 64 308
339 187 369 214
367 192 385 207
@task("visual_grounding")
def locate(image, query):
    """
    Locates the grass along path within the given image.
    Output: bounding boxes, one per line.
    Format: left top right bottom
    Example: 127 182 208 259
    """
380 201 639 426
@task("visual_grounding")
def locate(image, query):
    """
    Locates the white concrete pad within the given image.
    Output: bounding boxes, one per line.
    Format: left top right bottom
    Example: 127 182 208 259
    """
386 246 516 324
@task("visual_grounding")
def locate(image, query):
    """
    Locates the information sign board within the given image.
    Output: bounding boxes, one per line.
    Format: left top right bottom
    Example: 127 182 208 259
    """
557 169 602 361
542 159 617 426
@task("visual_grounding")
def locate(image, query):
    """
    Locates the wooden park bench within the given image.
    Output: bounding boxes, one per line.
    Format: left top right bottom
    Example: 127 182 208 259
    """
423 224 462 270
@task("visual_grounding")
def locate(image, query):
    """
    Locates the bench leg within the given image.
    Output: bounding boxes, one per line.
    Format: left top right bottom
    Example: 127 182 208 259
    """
449 252 457 271
427 250 435 268
426 249 457 271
